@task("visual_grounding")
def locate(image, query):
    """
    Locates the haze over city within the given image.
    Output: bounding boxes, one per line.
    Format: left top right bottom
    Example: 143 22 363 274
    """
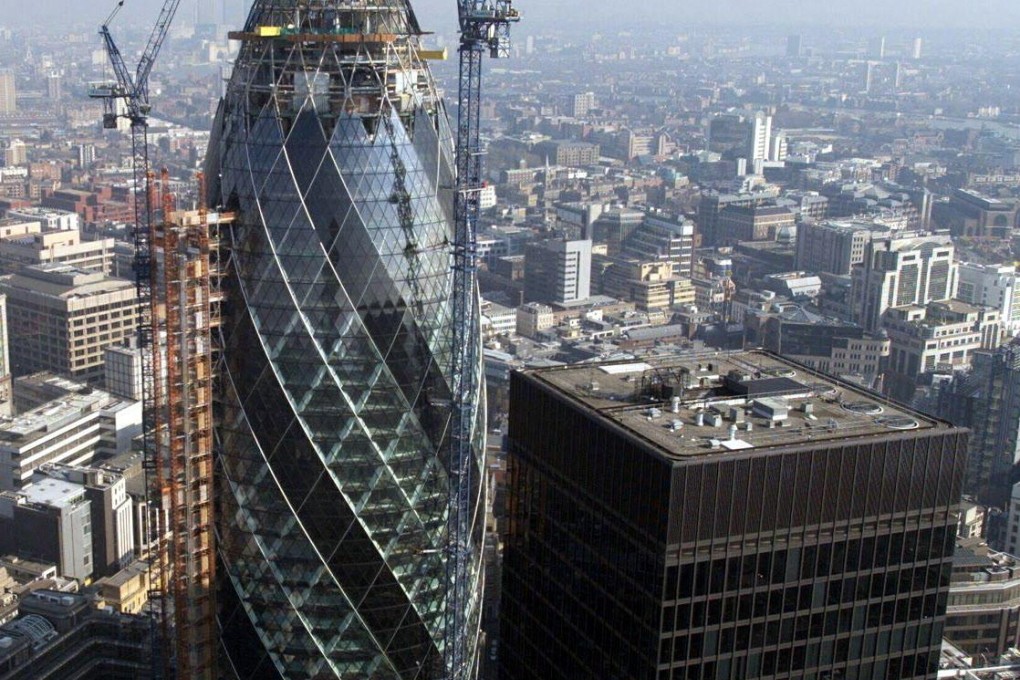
8 0 1020 30
3 0 1020 678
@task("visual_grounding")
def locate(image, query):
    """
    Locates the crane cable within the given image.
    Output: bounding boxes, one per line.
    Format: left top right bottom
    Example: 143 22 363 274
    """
104 0 125 29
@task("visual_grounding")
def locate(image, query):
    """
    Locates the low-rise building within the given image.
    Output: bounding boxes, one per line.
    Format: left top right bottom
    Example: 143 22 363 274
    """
103 340 143 401
533 140 600 167
945 538 1020 657
795 220 891 276
883 300 1002 400
0 220 38 242
957 262 1020 336
35 465 133 578
516 303 555 339
730 289 780 326
714 203 795 245
94 560 150 615
3 208 79 232
0 374 141 490
762 272 822 300
602 260 680 312
691 276 735 313
590 207 646 255
696 188 782 247
40 186 134 227
959 501 986 540
482 301 518 338
0 589 151 679
0 228 115 275
752 306 891 388
0 477 92 582
0 556 57 584
936 188 1019 238
623 211 696 279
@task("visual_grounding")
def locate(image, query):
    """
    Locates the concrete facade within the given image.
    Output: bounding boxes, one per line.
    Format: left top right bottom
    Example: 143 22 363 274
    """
524 239 592 305
0 373 140 490
852 233 958 332
0 264 137 383
958 262 1020 336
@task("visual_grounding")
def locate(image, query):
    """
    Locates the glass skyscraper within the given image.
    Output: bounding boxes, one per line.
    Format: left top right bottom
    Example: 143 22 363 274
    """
205 2 485 677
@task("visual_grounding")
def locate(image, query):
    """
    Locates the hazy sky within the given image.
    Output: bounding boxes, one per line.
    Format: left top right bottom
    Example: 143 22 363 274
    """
413 0 1020 31
12 0 1020 32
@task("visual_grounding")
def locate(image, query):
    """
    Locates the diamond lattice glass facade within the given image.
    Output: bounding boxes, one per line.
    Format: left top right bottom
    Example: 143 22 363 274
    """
205 2 485 677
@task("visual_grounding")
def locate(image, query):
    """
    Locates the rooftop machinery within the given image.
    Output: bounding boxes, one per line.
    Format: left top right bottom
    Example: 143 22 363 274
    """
447 2 519 679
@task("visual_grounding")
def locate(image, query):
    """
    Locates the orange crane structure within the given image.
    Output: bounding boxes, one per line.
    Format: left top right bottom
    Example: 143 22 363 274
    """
92 0 224 675
92 0 225 676
151 171 224 679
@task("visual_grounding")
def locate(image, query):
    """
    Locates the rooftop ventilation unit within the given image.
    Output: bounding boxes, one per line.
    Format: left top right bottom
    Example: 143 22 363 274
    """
841 401 884 416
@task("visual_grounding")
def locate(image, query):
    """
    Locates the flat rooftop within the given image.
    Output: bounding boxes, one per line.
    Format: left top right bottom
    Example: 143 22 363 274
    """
6 207 76 216
0 375 132 447
98 559 149 588
19 476 85 508
526 351 948 461
0 264 135 299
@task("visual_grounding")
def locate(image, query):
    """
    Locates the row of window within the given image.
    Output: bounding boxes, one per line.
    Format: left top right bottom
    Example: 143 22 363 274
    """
665 529 953 602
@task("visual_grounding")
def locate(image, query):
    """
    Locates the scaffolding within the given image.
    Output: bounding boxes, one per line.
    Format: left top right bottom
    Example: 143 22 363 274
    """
151 172 226 679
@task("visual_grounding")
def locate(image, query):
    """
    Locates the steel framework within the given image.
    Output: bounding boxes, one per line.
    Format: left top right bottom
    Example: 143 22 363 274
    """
448 2 519 679
90 1 182 677
153 173 219 680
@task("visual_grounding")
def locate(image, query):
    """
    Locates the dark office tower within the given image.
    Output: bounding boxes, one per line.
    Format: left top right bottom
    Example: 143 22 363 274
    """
502 351 967 680
936 342 1020 509
205 1 485 678
786 35 802 59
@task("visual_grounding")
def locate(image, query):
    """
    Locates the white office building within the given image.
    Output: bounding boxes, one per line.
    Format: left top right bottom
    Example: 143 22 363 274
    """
0 374 141 490
957 262 1020 335
5 208 80 232
749 111 772 162
852 232 958 331
524 239 592 305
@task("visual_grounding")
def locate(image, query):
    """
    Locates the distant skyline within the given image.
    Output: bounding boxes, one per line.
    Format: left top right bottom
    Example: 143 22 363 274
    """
414 0 1020 31
6 0 1020 32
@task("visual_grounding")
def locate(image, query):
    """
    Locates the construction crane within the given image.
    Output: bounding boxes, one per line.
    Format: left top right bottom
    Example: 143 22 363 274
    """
447 2 519 679
90 0 182 677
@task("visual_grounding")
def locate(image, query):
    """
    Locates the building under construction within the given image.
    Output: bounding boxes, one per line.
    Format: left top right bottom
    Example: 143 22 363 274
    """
150 174 232 680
